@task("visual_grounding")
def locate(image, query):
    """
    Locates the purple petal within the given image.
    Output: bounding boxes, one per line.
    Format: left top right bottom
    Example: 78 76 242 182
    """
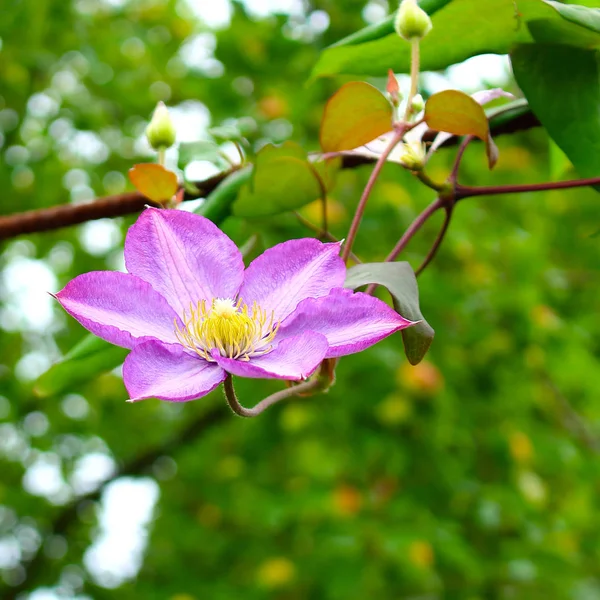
277 287 415 358
239 238 345 322
55 271 182 348
211 331 328 380
123 340 226 402
124 208 244 317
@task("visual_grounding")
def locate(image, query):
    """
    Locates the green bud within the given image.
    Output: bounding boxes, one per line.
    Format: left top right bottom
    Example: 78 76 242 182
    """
394 0 432 41
411 93 425 113
146 101 176 150
398 141 426 171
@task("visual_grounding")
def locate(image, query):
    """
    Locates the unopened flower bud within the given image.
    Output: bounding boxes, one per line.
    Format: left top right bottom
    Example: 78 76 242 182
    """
386 69 403 107
411 93 424 113
146 102 176 150
398 141 426 171
394 0 432 41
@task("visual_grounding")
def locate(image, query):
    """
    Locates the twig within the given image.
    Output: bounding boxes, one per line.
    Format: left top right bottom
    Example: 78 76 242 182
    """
365 197 443 295
449 135 474 183
384 196 443 263
341 128 405 263
415 205 453 275
456 176 600 200
223 374 323 418
0 171 233 240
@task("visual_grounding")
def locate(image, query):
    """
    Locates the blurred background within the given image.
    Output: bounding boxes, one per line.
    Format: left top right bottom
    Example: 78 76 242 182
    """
1 0 600 598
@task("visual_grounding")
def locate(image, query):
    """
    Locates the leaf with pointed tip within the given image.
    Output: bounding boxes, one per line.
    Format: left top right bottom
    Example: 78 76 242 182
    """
193 166 253 223
178 141 228 171
320 82 392 153
511 42 600 181
543 1 600 34
233 143 323 217
34 335 128 398
312 0 528 79
344 262 434 365
128 163 178 203
328 0 451 48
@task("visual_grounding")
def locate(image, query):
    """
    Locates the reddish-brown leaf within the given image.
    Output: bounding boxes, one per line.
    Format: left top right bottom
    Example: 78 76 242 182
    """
128 163 178 203
320 82 393 153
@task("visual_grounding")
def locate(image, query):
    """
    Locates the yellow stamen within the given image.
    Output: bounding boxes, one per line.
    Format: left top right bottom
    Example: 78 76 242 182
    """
174 297 279 361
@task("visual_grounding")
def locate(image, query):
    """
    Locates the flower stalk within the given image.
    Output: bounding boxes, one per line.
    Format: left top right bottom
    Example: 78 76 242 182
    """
341 128 405 263
223 372 326 418
404 39 421 122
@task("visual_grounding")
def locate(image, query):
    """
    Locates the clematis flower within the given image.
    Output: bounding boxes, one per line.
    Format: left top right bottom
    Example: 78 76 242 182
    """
55 208 414 402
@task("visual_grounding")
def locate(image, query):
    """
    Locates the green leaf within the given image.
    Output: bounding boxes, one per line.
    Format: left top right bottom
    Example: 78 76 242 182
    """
344 262 434 365
194 166 253 223
232 143 323 217
328 0 452 48
208 117 257 143
177 141 227 171
520 0 600 49
312 0 526 78
527 17 600 48
320 82 393 152
543 1 600 34
511 43 600 179
34 335 128 398
208 124 244 142
128 163 179 203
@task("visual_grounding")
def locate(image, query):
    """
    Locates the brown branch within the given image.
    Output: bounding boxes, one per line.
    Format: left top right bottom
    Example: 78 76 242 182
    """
0 171 232 241
1 403 228 599
0 156 382 241
0 104 544 242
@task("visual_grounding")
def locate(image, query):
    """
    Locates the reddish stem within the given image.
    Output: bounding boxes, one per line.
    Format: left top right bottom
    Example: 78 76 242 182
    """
415 206 453 276
365 197 443 294
456 176 600 200
385 197 443 263
341 128 405 263
449 135 474 183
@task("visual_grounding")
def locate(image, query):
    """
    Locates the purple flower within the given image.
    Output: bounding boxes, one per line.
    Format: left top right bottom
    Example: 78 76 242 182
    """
55 208 414 402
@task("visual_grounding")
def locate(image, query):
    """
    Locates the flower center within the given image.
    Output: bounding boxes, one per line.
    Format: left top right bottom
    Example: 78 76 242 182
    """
174 297 279 361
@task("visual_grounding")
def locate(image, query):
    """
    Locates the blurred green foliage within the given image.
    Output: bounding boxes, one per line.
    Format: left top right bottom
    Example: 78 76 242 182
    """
1 1 600 599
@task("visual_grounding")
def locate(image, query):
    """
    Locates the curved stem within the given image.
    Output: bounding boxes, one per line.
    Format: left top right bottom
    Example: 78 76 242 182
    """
341 129 405 263
456 176 600 200
415 206 453 276
385 196 443 263
416 170 444 191
449 135 474 183
223 374 322 418
365 197 443 295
